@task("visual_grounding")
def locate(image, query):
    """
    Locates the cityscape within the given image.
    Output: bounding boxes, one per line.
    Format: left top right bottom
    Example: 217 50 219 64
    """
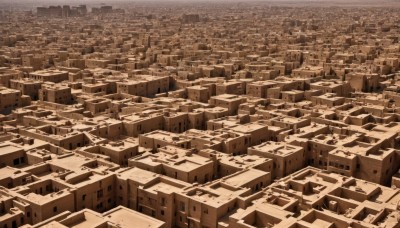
1 1 400 227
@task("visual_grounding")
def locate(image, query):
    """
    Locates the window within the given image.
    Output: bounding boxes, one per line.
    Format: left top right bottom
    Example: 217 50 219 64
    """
204 208 208 214
193 206 196 211
161 210 164 216
82 194 86 201
373 170 377 174
108 185 112 192
53 206 57 213
97 189 103 198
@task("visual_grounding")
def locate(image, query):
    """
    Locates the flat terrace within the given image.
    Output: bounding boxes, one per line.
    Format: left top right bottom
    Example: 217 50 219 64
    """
104 206 165 228
249 141 303 157
223 169 268 188
0 143 24 156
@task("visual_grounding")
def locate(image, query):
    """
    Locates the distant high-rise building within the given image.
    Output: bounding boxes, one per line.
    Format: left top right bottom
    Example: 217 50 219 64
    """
37 5 87 18
182 14 200 23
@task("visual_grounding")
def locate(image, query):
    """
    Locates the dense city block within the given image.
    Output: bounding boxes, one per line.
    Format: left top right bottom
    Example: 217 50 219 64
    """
1 1 400 227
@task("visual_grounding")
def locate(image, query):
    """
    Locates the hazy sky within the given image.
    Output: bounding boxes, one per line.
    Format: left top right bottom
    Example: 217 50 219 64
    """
0 0 398 10
0 0 393 3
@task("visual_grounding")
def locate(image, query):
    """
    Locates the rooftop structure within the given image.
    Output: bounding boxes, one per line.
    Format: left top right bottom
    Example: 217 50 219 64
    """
1 1 400 227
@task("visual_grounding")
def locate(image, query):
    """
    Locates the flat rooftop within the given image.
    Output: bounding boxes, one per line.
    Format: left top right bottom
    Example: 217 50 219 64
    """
250 141 303 156
104 206 165 228
0 143 24 156
223 169 267 188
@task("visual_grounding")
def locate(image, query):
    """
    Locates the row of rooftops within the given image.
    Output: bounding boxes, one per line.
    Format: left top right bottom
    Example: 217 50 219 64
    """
1 2 400 227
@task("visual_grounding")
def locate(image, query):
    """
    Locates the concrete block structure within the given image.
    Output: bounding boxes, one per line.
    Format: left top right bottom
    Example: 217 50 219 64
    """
1 2 400 227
